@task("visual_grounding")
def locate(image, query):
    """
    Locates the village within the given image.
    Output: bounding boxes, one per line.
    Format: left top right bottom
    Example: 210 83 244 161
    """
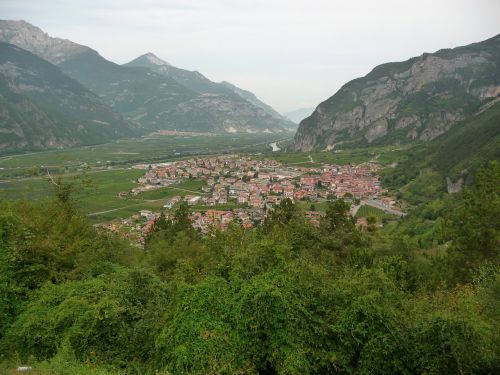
98 154 396 246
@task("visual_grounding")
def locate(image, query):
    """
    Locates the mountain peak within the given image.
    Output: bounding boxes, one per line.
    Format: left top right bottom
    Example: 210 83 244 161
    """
131 52 171 67
0 19 92 64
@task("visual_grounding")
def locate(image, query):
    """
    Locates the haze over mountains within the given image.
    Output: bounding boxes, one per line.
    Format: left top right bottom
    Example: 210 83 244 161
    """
283 107 315 124
0 19 499 158
293 34 500 151
0 20 292 152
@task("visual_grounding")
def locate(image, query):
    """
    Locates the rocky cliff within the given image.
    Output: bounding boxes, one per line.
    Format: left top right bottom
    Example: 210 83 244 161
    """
0 20 91 64
293 34 500 151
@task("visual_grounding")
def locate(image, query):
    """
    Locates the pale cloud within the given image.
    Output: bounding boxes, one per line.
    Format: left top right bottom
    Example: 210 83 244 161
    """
1 0 499 112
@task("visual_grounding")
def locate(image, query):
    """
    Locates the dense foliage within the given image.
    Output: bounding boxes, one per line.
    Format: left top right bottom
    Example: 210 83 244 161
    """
0 163 499 374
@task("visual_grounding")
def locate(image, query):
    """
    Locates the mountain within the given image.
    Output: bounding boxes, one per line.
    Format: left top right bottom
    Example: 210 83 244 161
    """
124 53 294 132
293 34 500 151
0 42 138 152
0 20 90 65
125 53 236 97
283 107 315 124
0 20 290 134
125 54 291 124
219 81 288 121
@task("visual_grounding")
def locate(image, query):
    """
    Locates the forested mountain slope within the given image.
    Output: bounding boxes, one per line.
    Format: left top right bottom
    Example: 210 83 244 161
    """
0 43 138 152
0 20 290 134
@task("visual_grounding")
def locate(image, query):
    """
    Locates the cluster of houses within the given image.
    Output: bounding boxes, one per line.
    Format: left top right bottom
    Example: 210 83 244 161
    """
132 155 384 207
100 155 391 246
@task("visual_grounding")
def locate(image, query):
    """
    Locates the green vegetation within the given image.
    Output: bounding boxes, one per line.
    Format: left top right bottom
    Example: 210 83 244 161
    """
0 133 283 177
0 163 498 374
381 100 500 204
265 144 411 168
0 42 138 153
296 34 500 149
355 205 396 222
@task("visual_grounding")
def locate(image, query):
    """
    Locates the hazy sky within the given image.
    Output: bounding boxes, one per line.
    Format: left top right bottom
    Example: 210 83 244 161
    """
1 0 499 112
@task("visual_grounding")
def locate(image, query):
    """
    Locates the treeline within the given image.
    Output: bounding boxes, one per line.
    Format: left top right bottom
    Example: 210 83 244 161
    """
0 163 499 374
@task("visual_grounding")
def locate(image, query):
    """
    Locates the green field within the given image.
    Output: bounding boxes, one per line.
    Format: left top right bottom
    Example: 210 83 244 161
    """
0 133 286 179
355 204 397 222
262 144 415 167
0 134 409 224
0 169 211 223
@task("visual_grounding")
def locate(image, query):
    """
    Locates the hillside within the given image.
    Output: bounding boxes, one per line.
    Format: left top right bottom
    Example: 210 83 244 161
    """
219 80 291 123
293 34 500 151
125 53 237 97
381 99 500 203
0 20 290 134
0 43 138 152
124 54 293 132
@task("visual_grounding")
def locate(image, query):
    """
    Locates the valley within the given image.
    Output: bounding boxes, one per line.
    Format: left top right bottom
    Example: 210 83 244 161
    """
0 133 407 228
0 9 498 375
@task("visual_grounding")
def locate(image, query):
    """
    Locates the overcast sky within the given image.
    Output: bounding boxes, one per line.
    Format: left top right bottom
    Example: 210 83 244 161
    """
1 0 499 112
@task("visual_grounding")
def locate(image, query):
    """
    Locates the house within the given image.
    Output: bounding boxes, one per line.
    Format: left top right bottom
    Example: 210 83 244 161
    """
185 195 202 206
140 210 152 218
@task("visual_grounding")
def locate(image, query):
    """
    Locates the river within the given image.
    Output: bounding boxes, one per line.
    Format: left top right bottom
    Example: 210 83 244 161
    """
269 142 281 152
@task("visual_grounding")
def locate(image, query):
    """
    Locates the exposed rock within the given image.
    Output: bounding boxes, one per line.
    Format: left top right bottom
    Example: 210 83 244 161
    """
396 115 420 129
0 20 91 64
446 171 468 193
293 33 500 150
364 118 388 142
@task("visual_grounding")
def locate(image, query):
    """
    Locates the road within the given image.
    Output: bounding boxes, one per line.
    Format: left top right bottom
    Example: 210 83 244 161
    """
269 142 281 152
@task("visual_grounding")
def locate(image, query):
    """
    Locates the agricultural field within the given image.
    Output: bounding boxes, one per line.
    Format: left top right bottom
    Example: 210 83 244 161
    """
355 204 397 222
0 168 209 224
0 133 287 178
261 144 415 168
0 133 407 225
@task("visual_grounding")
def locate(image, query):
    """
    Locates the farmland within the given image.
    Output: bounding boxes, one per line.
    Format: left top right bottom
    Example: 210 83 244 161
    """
0 133 410 224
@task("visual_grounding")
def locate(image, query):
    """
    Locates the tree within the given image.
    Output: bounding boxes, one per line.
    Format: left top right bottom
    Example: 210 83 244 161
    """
319 199 364 255
447 161 500 269
367 216 377 232
263 198 297 229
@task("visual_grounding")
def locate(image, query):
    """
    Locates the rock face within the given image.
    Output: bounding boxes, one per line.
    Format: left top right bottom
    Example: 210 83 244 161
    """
293 34 500 151
0 20 291 134
0 43 138 152
0 20 91 64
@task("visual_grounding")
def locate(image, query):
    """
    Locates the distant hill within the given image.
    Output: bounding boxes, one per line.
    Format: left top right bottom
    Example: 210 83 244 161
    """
125 53 237 97
0 20 291 134
0 42 138 152
293 34 500 151
283 107 315 124
219 81 291 122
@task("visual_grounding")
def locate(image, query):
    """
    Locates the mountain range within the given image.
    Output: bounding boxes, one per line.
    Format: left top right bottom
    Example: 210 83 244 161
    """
0 20 292 152
283 107 315 124
0 42 137 151
293 34 500 151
